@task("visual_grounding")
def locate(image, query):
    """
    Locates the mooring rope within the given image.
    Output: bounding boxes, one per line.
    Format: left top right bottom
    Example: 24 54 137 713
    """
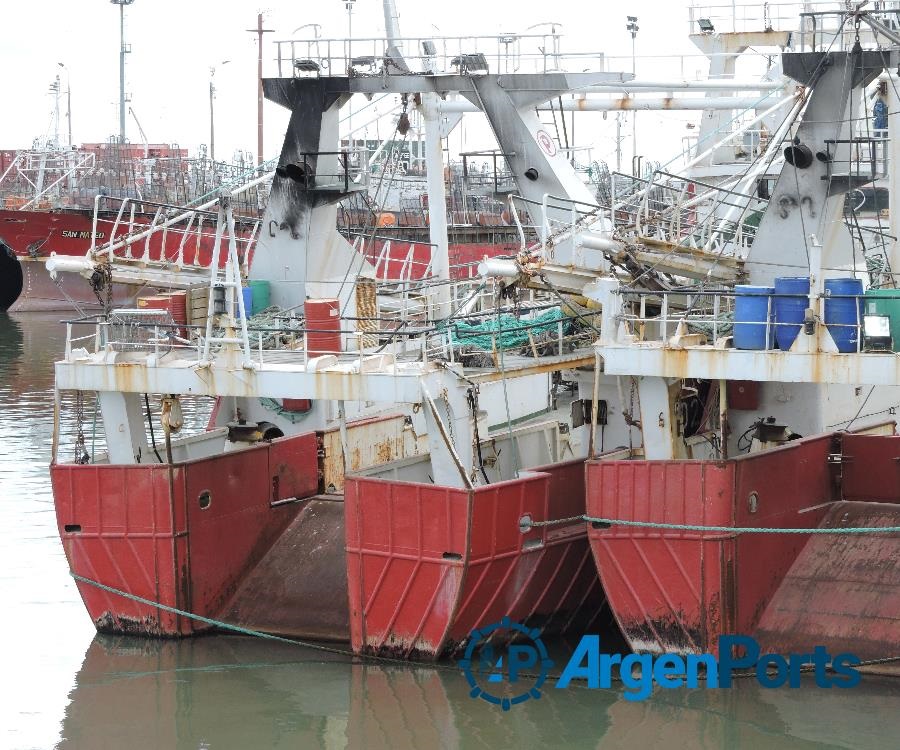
69 571 617 688
522 516 900 534
70 571 900 683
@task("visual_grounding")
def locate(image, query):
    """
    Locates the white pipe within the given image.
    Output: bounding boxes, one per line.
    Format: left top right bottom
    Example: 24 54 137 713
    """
478 258 519 278
421 95 451 319
576 234 624 253
368 132 399 166
46 252 94 279
383 0 402 44
564 96 772 112
439 96 774 114
585 79 784 91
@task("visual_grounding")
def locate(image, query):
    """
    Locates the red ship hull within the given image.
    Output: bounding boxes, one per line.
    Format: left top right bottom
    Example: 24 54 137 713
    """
1 206 518 311
586 431 900 661
52 432 323 637
345 458 607 660
1 207 254 312
53 431 605 658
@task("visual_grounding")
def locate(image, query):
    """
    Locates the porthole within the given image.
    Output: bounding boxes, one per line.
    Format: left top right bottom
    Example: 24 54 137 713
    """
748 491 759 514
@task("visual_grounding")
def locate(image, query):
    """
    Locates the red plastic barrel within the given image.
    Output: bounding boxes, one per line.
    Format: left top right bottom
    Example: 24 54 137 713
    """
138 294 181 336
137 295 170 314
160 290 188 336
282 398 312 413
305 299 341 358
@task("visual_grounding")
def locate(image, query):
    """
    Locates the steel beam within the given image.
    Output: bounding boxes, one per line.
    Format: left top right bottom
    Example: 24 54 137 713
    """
597 344 900 387
55 349 597 398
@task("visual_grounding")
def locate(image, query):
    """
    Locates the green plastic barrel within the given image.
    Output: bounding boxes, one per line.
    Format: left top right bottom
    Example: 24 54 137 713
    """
249 280 271 315
864 288 900 351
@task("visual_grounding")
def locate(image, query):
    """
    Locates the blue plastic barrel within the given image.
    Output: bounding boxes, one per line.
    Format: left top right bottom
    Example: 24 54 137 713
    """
239 286 253 318
824 278 863 353
773 277 811 351
733 285 774 350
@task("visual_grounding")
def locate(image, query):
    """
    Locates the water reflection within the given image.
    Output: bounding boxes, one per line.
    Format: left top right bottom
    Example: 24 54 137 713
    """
4 314 900 750
55 634 900 750
0 312 24 372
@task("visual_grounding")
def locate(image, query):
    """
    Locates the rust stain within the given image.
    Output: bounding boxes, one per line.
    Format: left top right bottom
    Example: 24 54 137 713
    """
94 611 166 638
375 438 396 464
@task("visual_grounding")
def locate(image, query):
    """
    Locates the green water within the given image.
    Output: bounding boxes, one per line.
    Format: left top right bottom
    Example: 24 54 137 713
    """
4 312 900 750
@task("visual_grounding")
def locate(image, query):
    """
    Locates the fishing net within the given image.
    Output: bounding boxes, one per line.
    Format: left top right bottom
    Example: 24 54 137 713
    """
444 306 571 352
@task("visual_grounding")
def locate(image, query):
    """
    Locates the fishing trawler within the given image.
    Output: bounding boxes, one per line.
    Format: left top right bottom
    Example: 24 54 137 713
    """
49 0 900 666
583 2 900 665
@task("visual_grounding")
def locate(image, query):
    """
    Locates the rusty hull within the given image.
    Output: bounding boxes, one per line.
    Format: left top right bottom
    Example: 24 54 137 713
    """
345 458 607 660
587 432 900 658
597 343 900 387
320 414 425 493
220 496 350 641
52 431 321 637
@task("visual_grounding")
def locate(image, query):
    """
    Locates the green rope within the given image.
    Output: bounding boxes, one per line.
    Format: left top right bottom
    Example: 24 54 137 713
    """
68 572 624 690
687 311 733 338
70 572 618 686
258 397 311 424
69 571 900 681
71 572 322 648
523 515 900 534
444 306 570 352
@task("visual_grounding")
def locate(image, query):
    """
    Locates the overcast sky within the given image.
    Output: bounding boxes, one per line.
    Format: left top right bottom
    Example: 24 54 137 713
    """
1 1 718 167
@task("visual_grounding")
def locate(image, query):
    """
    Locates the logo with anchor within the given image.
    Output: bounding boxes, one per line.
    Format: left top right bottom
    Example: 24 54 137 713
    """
459 616 553 710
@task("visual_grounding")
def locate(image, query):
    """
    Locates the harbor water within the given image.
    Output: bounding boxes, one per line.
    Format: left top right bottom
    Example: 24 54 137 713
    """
5 311 900 750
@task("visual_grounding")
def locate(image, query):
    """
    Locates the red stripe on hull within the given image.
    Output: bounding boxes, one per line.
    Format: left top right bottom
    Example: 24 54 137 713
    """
0 208 246 267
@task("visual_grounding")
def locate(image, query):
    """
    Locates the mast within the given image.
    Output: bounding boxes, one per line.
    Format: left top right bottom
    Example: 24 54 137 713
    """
111 0 135 144
51 75 61 148
247 14 273 166
383 0 402 50
382 0 451 319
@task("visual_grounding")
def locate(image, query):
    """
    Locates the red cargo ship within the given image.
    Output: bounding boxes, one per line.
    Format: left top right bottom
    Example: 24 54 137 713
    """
0 142 267 311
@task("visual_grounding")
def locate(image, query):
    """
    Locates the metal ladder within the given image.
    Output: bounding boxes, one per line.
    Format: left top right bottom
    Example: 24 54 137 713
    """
201 194 252 367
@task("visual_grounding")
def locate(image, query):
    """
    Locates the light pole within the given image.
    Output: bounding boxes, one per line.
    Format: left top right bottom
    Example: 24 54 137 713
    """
209 60 231 163
110 0 135 144
626 16 639 173
248 14 274 166
345 0 356 46
345 0 356 147
58 63 72 147
48 76 61 148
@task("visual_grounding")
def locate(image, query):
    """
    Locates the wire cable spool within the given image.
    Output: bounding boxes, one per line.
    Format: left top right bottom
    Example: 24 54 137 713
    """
355 278 379 350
